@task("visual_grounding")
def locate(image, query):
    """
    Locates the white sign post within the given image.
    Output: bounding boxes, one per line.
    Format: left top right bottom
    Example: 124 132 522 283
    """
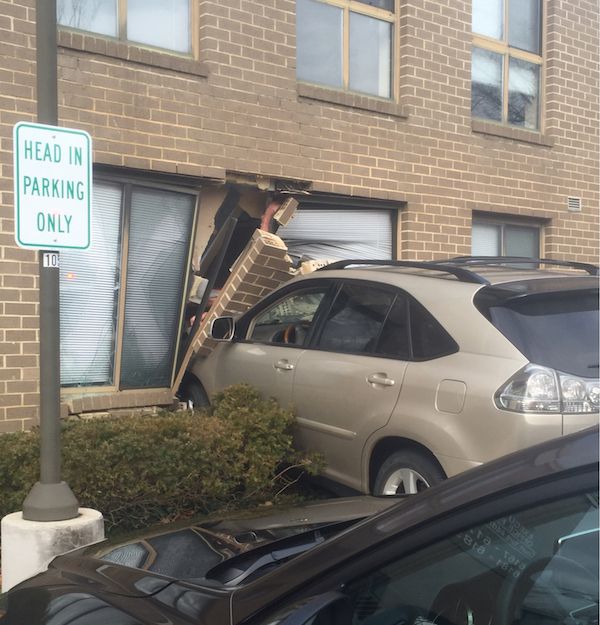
13 122 92 250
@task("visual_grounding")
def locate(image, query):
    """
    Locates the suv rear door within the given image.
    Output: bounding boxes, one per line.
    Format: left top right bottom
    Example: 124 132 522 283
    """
292 281 408 492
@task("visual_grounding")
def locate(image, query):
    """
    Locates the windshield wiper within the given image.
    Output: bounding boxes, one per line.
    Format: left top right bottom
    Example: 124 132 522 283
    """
198 519 357 587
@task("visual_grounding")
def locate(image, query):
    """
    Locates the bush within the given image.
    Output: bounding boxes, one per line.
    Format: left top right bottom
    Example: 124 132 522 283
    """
0 385 320 534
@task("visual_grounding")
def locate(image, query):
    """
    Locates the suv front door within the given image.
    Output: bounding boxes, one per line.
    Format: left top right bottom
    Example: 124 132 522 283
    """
210 285 331 409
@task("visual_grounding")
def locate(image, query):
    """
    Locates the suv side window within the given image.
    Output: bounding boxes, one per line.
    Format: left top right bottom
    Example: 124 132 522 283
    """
375 294 410 359
248 287 328 346
410 299 458 360
316 283 395 355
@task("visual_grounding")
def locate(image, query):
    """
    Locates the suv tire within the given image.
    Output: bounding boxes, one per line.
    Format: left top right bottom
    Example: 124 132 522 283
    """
180 378 209 410
374 450 445 495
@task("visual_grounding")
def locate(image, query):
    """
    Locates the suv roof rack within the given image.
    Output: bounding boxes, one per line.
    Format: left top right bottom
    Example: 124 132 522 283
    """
448 256 600 276
318 257 600 284
318 260 490 285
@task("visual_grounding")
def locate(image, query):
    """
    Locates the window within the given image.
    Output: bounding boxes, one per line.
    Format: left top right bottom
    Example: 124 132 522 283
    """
343 490 598 625
277 205 395 262
60 179 196 389
248 288 328 346
317 283 395 354
478 290 599 379
374 295 457 360
57 0 192 54
472 217 541 257
374 294 410 359
296 0 395 99
409 299 458 360
472 0 542 130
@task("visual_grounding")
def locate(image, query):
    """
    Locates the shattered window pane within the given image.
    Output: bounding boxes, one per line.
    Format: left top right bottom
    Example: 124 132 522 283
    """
471 47 503 122
508 57 540 129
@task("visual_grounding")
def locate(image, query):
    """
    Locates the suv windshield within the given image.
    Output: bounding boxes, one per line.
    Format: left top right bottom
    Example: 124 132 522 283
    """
478 289 599 378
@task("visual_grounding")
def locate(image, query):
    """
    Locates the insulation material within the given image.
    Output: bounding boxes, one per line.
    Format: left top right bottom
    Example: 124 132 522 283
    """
295 259 336 274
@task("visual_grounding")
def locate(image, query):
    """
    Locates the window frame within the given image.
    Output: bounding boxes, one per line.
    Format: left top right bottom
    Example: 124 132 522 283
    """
57 0 197 57
296 0 400 101
60 173 199 394
472 0 544 131
472 214 544 258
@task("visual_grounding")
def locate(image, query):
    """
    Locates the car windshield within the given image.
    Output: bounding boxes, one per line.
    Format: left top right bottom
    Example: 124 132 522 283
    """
344 490 599 625
483 289 599 378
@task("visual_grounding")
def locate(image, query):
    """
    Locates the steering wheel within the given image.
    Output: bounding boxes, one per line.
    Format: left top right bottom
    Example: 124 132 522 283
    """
282 324 307 345
360 604 454 625
494 555 597 625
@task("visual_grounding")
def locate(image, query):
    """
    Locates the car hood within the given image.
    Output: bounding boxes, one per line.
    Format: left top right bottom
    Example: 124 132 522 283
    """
0 497 396 625
82 496 396 580
1 555 231 625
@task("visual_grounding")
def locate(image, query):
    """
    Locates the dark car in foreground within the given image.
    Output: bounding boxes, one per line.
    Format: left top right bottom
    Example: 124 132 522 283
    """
1 427 598 625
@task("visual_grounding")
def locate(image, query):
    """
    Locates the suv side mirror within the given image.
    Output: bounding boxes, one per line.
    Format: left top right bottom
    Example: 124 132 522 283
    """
211 316 235 341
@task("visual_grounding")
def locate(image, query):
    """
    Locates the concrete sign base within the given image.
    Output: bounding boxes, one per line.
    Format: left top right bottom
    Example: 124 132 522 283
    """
1 508 104 592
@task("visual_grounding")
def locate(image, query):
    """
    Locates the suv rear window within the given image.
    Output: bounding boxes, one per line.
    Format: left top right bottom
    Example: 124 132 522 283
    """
476 289 599 378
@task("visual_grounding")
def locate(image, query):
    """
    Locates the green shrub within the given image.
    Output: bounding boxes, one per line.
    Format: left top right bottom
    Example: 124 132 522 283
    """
0 385 320 534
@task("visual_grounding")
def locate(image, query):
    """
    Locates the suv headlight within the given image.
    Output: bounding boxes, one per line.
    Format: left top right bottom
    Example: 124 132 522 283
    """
495 364 600 414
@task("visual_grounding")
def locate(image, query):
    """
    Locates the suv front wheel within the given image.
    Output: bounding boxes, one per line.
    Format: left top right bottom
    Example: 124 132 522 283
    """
374 450 446 495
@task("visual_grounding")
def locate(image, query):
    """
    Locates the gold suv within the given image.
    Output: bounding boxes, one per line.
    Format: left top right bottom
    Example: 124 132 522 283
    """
186 257 599 495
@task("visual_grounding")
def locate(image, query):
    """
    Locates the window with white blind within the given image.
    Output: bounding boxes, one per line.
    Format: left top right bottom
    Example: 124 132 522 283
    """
472 217 540 258
60 179 196 389
278 208 394 261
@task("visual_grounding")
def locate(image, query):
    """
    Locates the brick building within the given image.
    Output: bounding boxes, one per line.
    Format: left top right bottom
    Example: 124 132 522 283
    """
0 0 598 429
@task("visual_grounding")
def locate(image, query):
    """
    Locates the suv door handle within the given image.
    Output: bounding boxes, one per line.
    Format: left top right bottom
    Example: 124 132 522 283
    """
275 360 295 371
367 373 395 387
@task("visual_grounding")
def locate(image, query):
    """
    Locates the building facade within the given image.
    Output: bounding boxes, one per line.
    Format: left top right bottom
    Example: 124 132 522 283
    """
0 0 598 429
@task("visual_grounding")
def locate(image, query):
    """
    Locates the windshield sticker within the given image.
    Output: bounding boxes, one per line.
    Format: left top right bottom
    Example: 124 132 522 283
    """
455 515 536 579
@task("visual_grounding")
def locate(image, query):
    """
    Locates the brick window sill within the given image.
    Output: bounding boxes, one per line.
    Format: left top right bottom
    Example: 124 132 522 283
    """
62 388 175 415
297 82 408 118
58 29 209 78
471 119 554 147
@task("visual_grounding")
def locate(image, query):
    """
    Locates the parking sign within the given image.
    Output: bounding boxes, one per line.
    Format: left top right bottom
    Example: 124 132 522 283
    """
13 122 92 250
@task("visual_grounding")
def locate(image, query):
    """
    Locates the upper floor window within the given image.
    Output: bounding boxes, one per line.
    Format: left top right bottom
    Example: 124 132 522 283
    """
471 0 542 130
57 0 191 54
296 0 395 99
